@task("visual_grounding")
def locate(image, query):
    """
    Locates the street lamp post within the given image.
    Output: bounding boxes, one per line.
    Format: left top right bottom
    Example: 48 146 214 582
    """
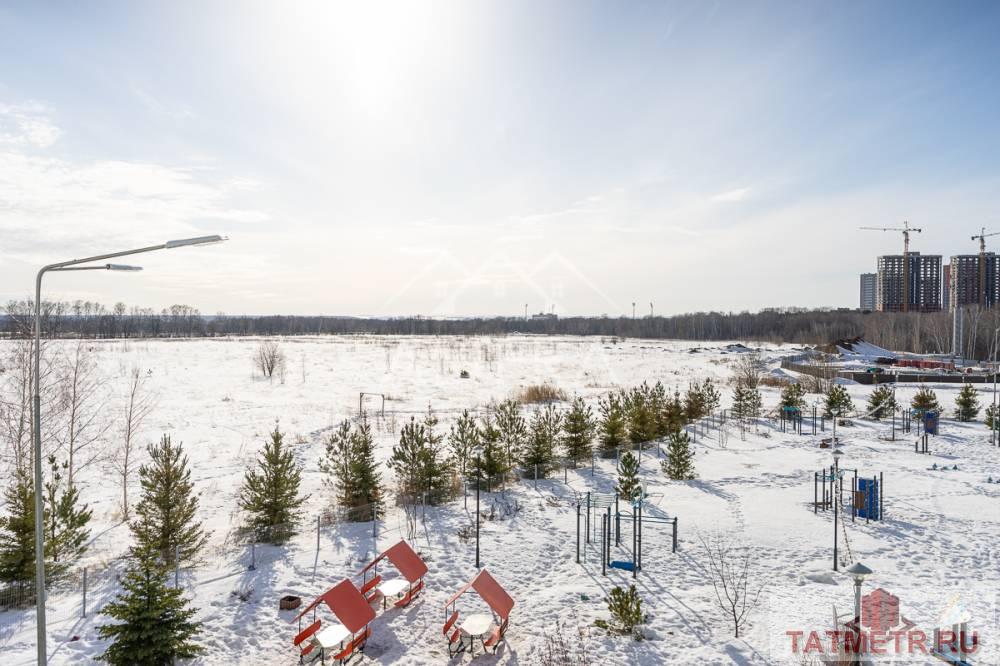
832 447 843 572
992 328 999 446
31 235 225 665
846 562 873 664
475 453 481 569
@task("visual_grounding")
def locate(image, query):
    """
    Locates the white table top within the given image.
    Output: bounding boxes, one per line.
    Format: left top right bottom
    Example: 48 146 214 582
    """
378 578 410 597
460 613 493 637
314 623 351 649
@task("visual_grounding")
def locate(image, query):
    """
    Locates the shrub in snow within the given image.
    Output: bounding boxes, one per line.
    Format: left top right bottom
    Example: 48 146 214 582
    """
514 383 566 404
954 384 980 422
539 620 594 665
595 584 645 638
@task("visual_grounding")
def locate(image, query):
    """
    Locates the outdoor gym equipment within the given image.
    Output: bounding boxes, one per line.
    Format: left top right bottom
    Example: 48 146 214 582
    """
814 466 884 523
575 490 678 579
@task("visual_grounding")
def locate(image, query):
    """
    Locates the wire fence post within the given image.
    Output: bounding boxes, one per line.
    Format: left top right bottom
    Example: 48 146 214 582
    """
81 566 87 618
672 517 678 553
534 464 538 489
249 540 256 571
601 514 607 577
575 502 580 564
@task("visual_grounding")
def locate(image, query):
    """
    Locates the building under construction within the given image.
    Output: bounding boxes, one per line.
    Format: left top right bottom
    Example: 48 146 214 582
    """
949 253 1000 310
875 253 942 312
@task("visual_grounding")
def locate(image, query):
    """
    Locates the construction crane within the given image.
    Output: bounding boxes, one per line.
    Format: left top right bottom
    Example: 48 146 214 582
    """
860 222 922 312
971 228 1000 308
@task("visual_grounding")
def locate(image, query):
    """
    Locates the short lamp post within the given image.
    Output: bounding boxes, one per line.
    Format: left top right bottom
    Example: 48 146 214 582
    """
31 235 226 665
832 447 844 572
846 562 873 664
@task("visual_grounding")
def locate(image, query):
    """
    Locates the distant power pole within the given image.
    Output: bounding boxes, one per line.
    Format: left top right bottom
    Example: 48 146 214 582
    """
649 302 653 318
524 303 528 320
632 302 636 319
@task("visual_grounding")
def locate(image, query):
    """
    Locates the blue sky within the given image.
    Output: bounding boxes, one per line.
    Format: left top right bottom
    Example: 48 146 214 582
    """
1 1 998 316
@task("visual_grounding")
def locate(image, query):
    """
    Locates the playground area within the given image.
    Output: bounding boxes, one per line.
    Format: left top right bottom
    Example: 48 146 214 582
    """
0 336 998 664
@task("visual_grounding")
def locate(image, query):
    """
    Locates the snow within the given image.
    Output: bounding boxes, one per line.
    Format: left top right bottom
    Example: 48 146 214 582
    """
2 335 999 665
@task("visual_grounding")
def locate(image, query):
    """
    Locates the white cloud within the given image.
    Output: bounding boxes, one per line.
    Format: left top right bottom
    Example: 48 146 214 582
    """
0 103 61 148
711 186 751 202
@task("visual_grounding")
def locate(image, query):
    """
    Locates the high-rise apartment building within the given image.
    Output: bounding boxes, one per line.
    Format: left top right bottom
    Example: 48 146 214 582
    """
876 253 942 312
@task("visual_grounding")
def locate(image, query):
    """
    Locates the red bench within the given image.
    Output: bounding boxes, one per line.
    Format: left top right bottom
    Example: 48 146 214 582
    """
332 627 371 664
443 610 464 656
293 619 321 664
482 618 508 654
394 579 424 608
360 575 382 605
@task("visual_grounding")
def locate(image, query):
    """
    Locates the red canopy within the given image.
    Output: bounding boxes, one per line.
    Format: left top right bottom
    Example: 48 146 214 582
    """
359 540 428 584
384 540 428 583
293 579 375 634
444 569 514 621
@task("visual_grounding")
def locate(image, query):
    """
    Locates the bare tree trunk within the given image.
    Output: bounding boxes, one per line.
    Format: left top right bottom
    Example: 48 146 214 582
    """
112 367 154 518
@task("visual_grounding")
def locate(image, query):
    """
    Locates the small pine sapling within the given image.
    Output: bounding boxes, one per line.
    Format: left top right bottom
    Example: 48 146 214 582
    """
954 384 981 422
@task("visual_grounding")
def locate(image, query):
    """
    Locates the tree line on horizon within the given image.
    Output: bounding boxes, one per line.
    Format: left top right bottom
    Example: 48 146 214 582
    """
5 298 1000 361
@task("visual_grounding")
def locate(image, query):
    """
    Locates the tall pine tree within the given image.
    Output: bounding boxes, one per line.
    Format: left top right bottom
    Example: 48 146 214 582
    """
239 425 308 543
598 393 628 455
779 383 807 411
562 396 595 467
661 429 696 480
867 385 897 420
616 451 641 501
472 414 505 488
522 404 562 477
824 385 854 417
421 406 453 504
447 409 479 476
320 415 382 521
494 399 527 481
955 384 981 422
911 387 941 414
44 455 92 575
131 435 206 566
388 416 427 503
98 545 203 665
0 469 36 583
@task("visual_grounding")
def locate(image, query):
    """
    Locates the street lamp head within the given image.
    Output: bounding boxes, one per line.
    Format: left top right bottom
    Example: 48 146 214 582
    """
832 447 844 462
846 562 873 582
165 234 227 249
105 264 143 271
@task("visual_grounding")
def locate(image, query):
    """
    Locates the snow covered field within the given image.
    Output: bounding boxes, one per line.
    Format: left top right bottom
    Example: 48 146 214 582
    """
2 335 999 665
